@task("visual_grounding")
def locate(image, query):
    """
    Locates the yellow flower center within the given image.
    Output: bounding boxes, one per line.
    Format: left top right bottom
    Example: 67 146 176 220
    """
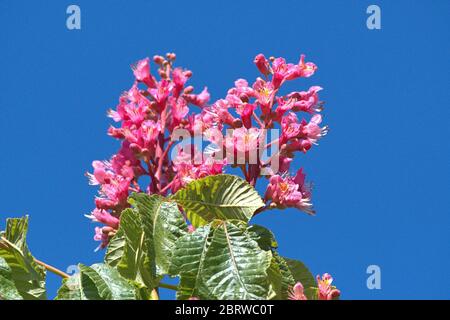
279 182 289 192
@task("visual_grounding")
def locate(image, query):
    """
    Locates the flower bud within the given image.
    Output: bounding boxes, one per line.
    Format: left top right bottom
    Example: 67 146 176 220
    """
254 53 271 76
183 85 194 94
232 118 243 128
153 55 165 65
166 52 176 61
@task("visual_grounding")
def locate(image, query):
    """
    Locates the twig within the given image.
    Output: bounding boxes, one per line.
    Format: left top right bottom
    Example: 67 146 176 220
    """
34 258 70 279
0 236 69 279
158 282 178 291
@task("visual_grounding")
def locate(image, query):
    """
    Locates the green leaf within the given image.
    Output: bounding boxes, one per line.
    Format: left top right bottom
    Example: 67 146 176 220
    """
0 257 22 300
55 271 100 300
105 209 158 289
55 273 84 300
201 221 272 299
104 228 125 268
56 263 136 300
78 264 112 299
130 193 188 274
168 225 212 300
0 216 46 300
170 221 273 300
247 224 278 251
266 258 282 300
271 253 295 300
246 224 280 299
172 174 264 227
283 257 316 289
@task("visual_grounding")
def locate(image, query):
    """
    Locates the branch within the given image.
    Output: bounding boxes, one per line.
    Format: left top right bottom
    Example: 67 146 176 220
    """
0 236 69 279
34 258 70 279
158 282 178 291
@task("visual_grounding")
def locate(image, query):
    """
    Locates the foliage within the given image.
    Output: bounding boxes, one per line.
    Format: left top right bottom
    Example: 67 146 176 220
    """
1 175 339 300
0 53 339 300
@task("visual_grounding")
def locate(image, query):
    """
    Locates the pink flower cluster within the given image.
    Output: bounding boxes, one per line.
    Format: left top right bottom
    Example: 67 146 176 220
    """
87 53 328 249
288 273 341 300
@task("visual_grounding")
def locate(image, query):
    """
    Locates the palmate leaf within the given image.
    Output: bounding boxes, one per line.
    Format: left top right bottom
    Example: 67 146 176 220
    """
170 221 272 300
247 224 278 251
105 209 158 290
275 256 317 300
0 257 22 300
172 175 265 227
105 194 187 292
284 257 316 289
0 216 46 300
168 225 212 300
129 193 188 275
56 263 136 300
266 257 282 300
271 253 295 300
55 271 100 300
104 228 125 268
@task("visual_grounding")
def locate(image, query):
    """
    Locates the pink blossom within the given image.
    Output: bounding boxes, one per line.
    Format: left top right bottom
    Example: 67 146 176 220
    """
110 142 144 180
252 78 276 114
317 273 340 300
265 169 314 214
148 79 172 110
254 54 271 76
271 55 317 88
94 226 114 251
297 54 317 78
169 97 189 129
187 112 217 133
227 79 254 101
209 99 237 127
280 112 302 143
108 87 150 126
236 103 256 129
87 161 111 185
287 86 323 114
275 97 296 120
288 282 307 300
278 156 293 173
302 114 328 143
124 120 162 157
95 176 130 211
132 58 156 87
226 127 261 155
172 147 225 192
281 114 327 153
172 68 189 97
88 53 328 249
86 209 120 229
184 87 210 107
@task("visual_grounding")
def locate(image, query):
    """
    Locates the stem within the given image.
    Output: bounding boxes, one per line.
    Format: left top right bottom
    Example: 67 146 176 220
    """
265 137 279 150
240 164 249 182
160 179 176 194
0 236 69 279
146 159 158 191
34 258 70 279
253 111 264 128
253 205 269 217
155 140 174 184
158 282 178 291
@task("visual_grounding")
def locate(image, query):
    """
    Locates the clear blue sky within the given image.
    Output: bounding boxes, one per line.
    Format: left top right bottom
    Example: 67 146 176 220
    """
0 1 448 299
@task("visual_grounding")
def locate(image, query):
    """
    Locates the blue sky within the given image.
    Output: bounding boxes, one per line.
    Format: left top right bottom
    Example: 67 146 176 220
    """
0 0 449 299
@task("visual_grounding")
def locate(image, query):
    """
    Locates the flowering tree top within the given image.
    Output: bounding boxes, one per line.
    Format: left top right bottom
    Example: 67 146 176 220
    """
0 52 339 301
